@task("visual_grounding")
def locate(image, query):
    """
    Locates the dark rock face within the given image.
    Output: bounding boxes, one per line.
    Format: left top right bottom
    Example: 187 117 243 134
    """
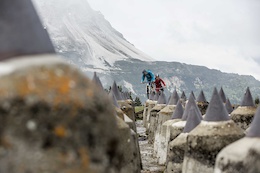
0 59 121 173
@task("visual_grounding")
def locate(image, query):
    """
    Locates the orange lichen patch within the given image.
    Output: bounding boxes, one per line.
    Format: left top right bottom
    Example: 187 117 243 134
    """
78 147 90 169
53 125 67 138
86 89 94 98
0 65 98 110
1 136 12 149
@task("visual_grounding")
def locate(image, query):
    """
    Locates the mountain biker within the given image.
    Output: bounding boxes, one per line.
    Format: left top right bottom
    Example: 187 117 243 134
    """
154 74 166 94
141 69 155 84
141 69 155 98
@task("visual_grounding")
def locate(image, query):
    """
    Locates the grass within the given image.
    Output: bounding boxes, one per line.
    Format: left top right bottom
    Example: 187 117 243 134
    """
135 106 144 113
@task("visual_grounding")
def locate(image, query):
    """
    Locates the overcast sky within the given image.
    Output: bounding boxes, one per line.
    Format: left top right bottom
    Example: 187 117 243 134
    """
87 0 260 80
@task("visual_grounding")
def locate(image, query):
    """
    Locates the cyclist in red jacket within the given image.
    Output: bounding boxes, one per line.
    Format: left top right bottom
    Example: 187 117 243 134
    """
154 74 166 94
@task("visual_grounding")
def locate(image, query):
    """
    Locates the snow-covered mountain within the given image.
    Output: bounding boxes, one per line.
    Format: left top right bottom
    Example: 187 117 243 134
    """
33 0 152 72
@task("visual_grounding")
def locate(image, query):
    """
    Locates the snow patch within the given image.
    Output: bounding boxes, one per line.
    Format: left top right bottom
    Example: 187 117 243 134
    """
123 80 137 95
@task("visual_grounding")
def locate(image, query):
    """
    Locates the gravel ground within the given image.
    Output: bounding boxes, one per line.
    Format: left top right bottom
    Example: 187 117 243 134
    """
136 120 165 173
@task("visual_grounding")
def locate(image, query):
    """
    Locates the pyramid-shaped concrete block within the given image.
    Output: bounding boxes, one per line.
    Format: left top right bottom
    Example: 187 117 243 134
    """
111 81 123 101
241 87 255 107
167 106 201 172
183 106 202 133
92 72 103 90
183 88 244 173
149 92 155 101
204 87 230 121
215 106 260 172
168 89 179 105
230 87 257 130
154 92 159 101
0 0 55 61
182 93 202 121
219 87 226 103
157 92 167 104
191 91 196 101
181 91 187 101
108 90 120 108
172 100 184 119
197 90 207 103
225 98 233 114
247 106 260 137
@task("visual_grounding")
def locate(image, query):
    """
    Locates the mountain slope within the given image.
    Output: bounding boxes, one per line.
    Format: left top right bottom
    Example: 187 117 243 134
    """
33 0 153 71
33 0 260 103
109 59 260 104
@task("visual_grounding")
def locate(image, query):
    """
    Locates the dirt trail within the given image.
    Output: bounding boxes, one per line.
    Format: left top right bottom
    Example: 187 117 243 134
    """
136 120 165 173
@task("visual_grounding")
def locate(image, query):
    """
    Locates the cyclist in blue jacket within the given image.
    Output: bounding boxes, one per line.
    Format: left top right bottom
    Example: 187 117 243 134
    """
141 69 155 99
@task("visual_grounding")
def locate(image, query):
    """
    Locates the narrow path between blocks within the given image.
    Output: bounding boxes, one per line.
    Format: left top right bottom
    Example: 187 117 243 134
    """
136 120 165 173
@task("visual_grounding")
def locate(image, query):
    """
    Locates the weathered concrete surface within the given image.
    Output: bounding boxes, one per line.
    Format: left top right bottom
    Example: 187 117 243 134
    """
214 137 260 173
167 133 188 173
148 104 166 144
0 56 122 173
154 105 177 165
166 106 202 173
230 106 257 130
169 121 186 143
116 117 140 173
161 101 184 156
118 100 137 135
115 107 125 120
145 100 157 129
158 119 181 167
182 120 244 173
143 100 149 126
118 100 136 122
130 129 142 173
215 105 260 173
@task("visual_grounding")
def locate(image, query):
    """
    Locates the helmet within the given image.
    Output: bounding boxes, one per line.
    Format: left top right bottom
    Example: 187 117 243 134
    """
155 74 159 77
142 69 147 74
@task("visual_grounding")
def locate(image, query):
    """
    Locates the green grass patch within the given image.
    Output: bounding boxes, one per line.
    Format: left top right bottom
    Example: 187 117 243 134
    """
135 106 144 113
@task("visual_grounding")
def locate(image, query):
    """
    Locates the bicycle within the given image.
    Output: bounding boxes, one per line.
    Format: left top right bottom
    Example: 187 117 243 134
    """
155 86 166 96
141 82 155 99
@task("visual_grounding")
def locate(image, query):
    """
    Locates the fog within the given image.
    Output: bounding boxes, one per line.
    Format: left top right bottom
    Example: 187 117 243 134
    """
88 0 260 80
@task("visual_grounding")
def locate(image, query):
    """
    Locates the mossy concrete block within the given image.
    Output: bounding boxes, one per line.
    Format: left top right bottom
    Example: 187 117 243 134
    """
230 106 257 130
155 105 177 165
182 120 244 173
116 117 138 173
144 100 157 129
215 137 260 173
158 119 182 167
118 101 135 122
115 107 124 120
0 56 122 173
148 104 166 144
166 133 188 173
169 121 186 141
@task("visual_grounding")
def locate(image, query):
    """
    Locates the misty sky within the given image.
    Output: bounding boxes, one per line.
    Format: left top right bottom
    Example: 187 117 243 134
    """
87 0 260 80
